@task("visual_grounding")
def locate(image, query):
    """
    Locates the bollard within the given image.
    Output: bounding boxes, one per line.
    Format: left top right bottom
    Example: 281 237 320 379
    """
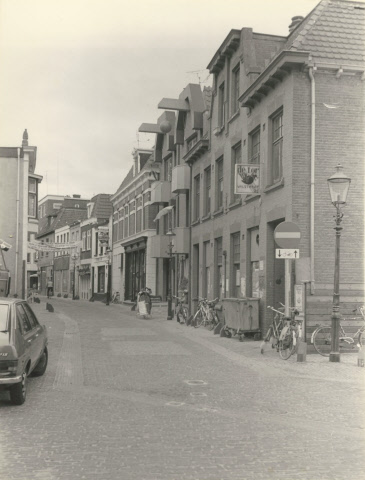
357 347 364 367
296 340 307 362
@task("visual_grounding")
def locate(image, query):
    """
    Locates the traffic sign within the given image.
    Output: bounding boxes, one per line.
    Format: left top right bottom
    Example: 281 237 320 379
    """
274 222 301 249
276 249 300 259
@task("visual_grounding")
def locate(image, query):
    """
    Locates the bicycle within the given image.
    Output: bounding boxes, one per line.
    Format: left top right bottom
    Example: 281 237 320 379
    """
173 294 189 325
311 306 365 357
111 291 120 304
260 305 286 354
194 297 219 330
261 305 301 360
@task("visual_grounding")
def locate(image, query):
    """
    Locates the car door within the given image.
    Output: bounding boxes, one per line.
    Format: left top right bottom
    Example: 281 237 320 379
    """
22 303 43 365
15 303 39 369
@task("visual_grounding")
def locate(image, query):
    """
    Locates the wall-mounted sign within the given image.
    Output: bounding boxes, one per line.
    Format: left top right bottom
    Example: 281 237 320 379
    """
235 164 260 194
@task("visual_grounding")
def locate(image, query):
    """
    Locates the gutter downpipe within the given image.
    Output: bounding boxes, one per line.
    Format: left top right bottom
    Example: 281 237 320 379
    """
309 64 316 295
15 148 21 295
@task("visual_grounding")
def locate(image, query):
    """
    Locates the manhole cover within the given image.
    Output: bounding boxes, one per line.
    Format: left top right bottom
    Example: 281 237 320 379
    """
185 380 207 386
165 401 185 407
190 392 207 397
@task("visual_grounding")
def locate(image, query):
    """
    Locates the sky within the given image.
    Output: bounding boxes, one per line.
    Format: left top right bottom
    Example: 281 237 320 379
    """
0 0 330 200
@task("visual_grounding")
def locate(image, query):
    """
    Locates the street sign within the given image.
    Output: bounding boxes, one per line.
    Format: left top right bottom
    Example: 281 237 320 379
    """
276 249 300 259
274 222 301 249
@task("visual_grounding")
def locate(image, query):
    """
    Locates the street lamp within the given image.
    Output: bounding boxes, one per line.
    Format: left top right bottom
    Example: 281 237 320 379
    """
71 252 79 300
327 164 351 362
166 228 175 320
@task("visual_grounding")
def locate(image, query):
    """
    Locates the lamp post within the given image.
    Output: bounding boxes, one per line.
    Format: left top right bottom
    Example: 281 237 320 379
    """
71 252 79 300
327 164 351 362
166 229 175 320
105 248 112 306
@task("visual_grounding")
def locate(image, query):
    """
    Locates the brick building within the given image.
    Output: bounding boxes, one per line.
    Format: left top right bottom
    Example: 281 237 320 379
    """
0 130 42 298
132 0 364 338
110 149 160 302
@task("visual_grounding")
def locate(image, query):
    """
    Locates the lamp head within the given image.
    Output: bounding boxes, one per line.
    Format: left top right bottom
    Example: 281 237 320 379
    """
327 164 351 206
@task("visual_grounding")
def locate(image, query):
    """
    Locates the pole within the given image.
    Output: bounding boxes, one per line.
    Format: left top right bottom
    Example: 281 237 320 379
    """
329 203 342 362
167 241 173 320
285 258 291 316
73 262 76 300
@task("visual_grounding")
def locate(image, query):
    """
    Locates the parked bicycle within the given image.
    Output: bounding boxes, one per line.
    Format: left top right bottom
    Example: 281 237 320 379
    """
173 293 189 325
311 306 365 356
193 297 219 330
261 304 301 360
110 291 120 304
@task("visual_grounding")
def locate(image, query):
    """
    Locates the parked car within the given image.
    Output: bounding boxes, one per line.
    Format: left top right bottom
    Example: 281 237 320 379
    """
0 297 48 405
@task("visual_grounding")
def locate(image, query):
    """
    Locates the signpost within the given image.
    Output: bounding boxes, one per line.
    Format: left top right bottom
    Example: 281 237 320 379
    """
274 221 306 362
274 222 301 317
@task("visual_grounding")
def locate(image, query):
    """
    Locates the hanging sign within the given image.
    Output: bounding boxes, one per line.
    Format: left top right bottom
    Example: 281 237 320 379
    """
235 164 260 194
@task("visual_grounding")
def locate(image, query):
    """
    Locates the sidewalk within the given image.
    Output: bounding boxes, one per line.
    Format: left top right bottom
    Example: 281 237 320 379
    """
145 303 365 385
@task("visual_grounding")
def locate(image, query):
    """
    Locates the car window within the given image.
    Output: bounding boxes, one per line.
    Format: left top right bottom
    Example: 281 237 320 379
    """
22 303 40 329
0 305 9 332
16 304 32 334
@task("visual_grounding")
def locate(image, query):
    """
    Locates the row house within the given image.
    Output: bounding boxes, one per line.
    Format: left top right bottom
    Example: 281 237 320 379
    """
79 194 113 301
131 0 364 340
110 149 160 302
36 195 89 295
0 130 42 298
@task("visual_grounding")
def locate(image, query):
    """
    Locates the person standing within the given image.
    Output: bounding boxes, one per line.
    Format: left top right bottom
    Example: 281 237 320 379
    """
47 279 53 299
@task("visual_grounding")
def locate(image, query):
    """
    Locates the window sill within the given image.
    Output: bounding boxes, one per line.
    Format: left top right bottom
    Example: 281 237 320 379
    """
228 110 240 124
228 198 242 211
191 218 200 227
263 178 284 194
201 214 211 223
243 193 261 204
213 207 224 218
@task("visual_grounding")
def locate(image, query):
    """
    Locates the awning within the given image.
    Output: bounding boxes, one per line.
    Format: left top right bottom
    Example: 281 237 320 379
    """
154 205 173 222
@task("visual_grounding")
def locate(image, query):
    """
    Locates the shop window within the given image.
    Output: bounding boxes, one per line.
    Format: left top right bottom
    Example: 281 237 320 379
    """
215 237 223 299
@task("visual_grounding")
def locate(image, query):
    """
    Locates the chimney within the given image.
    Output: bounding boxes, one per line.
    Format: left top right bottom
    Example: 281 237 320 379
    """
289 16 304 33
22 129 29 147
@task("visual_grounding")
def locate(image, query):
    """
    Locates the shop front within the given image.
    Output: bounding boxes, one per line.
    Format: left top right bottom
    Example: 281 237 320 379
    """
122 236 147 302
54 256 70 296
79 263 91 300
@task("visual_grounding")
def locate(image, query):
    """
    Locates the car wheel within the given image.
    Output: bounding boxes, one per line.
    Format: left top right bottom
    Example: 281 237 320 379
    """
31 347 48 377
10 371 27 405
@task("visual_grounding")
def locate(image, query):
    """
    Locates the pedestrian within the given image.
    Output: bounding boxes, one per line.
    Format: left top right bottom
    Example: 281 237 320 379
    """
47 279 53 299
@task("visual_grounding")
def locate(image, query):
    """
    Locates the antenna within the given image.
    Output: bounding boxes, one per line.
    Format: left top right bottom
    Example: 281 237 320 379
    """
186 70 211 86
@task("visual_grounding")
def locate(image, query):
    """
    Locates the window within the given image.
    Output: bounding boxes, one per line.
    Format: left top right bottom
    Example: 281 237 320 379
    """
118 212 124 240
204 166 211 216
129 213 135 236
232 65 240 114
23 303 39 329
215 237 223 300
216 157 224 210
218 82 225 128
249 127 260 164
164 156 172 182
86 230 91 250
16 304 32 333
231 142 242 203
203 241 210 298
27 253 31 263
53 203 62 210
194 174 200 221
271 110 283 183
28 178 37 218
136 209 142 233
95 232 99 255
231 232 240 297
124 206 129 237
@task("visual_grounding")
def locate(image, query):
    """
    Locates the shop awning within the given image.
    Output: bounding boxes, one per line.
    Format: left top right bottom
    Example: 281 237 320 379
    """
154 205 174 222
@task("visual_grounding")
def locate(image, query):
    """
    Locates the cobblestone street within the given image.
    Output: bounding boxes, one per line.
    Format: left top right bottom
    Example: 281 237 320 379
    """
1 298 364 480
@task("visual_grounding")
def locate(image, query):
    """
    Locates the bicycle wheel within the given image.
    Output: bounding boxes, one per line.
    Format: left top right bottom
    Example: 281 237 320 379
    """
181 307 189 325
313 326 331 356
194 310 204 328
279 331 295 360
358 330 365 348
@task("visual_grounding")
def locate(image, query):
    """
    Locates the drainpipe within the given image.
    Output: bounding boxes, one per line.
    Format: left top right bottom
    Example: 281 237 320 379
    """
308 65 316 295
15 148 21 295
